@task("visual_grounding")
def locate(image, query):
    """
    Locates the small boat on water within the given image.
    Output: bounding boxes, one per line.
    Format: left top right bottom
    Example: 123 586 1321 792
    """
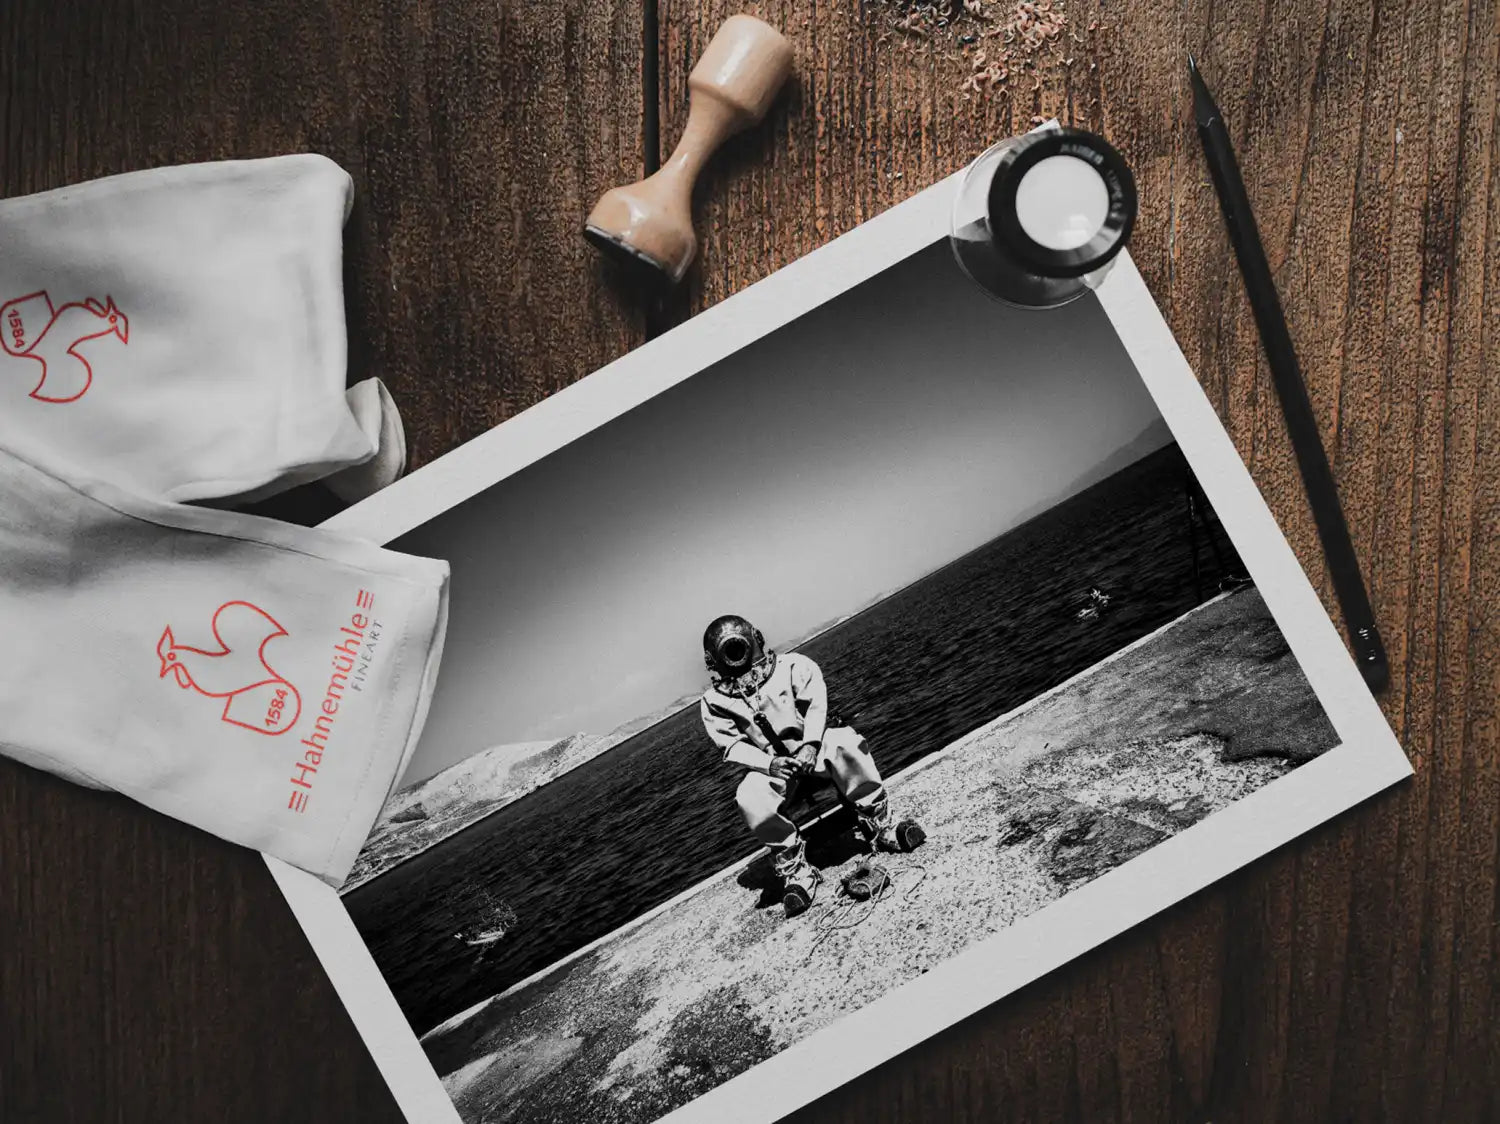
457 928 508 947
1074 586 1112 620
452 880 518 949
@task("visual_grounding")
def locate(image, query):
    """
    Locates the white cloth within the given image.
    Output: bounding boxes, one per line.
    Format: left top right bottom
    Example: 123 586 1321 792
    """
0 441 447 884
0 154 404 503
0 156 445 885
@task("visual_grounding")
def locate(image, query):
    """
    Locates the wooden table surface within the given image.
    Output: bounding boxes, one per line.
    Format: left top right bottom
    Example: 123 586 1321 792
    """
3 0 1496 1120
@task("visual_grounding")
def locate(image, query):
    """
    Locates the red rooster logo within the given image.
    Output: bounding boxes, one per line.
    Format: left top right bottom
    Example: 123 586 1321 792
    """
2 290 129 403
157 601 302 736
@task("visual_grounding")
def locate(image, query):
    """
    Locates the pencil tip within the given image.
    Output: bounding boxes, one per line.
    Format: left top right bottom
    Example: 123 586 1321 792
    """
1186 53 1215 123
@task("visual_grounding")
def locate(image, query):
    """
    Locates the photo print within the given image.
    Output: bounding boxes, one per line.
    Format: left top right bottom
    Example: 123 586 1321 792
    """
331 238 1352 1124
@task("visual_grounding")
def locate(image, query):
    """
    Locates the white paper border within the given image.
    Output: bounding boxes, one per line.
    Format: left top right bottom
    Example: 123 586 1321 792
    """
269 171 1412 1124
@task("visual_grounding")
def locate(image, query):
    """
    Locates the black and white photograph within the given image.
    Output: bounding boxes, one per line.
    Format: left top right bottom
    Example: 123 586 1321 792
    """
335 238 1346 1124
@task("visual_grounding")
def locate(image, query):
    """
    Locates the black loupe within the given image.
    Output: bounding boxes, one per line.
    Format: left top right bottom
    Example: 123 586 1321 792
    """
950 126 1138 309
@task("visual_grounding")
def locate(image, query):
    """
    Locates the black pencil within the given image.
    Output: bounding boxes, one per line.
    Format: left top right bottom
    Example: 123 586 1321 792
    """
1187 54 1389 694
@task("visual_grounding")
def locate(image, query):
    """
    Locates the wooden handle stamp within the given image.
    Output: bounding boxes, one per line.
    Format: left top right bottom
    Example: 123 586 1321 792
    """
585 14 793 285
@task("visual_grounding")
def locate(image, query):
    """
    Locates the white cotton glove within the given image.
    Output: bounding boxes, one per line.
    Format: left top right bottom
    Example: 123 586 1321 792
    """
325 377 408 504
0 442 448 885
0 154 404 503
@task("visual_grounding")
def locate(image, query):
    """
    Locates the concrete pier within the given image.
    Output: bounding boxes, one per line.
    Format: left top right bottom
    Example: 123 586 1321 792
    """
422 586 1336 1124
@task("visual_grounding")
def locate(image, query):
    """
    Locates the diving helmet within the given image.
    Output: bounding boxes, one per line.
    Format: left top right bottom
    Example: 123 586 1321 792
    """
703 614 766 678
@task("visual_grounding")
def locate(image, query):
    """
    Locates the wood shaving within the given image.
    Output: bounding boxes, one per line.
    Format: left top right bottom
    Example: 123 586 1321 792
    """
866 0 1106 101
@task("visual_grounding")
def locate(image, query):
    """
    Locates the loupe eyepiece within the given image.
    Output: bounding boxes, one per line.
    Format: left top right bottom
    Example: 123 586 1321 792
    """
950 125 1138 309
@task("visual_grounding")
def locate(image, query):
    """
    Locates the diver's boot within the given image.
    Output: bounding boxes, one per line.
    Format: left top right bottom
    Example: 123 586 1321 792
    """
842 858 891 902
773 835 821 917
856 791 926 854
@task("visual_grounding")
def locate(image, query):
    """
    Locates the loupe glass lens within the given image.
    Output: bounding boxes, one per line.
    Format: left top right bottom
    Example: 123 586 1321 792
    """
950 126 1136 309
1015 155 1110 250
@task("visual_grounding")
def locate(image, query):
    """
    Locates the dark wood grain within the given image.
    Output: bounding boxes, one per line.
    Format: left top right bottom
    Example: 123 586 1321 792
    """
3 0 1497 1120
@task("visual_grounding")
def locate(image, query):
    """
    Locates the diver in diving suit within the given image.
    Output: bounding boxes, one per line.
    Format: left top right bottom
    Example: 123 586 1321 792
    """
698 614 923 916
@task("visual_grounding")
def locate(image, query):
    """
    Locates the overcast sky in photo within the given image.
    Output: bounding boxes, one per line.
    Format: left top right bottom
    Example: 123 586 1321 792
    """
393 241 1168 783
